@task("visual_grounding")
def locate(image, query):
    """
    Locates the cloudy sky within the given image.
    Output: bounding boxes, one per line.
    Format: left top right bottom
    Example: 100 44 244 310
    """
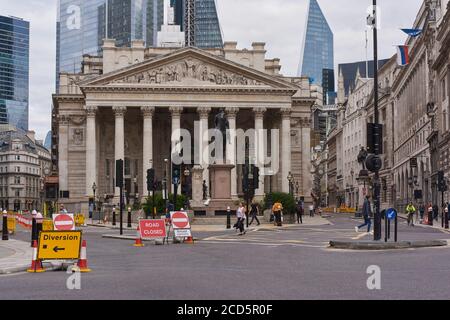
1 0 423 140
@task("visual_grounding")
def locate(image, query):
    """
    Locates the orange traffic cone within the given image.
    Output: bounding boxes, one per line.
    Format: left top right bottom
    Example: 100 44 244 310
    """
184 236 194 244
27 240 45 273
133 225 144 247
77 240 91 273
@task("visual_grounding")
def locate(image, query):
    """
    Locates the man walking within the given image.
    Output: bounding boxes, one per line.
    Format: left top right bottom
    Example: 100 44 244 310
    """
355 195 372 233
249 200 261 226
406 201 416 227
296 199 304 224
272 201 283 227
309 204 314 217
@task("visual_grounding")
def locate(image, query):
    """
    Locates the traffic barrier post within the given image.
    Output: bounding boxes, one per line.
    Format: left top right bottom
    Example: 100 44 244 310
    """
27 240 45 273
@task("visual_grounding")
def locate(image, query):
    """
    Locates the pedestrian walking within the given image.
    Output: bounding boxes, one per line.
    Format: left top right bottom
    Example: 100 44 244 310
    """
406 201 416 227
355 195 372 233
296 199 304 224
249 200 261 226
272 201 283 227
433 204 439 222
427 203 433 225
236 203 246 235
309 204 314 217
419 204 425 224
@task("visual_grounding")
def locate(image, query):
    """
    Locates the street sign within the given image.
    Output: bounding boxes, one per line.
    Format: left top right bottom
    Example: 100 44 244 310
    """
139 219 167 239
37 231 82 260
174 229 192 238
170 211 190 229
386 208 397 221
52 214 75 231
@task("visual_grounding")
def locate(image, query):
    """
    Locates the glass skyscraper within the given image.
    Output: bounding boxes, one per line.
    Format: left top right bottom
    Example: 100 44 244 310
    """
172 0 223 48
298 0 334 88
57 0 163 87
0 15 29 131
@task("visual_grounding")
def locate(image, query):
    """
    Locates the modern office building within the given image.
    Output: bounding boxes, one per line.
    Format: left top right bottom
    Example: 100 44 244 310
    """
171 0 223 48
0 15 29 131
298 0 334 88
57 0 163 85
322 68 335 104
338 59 390 96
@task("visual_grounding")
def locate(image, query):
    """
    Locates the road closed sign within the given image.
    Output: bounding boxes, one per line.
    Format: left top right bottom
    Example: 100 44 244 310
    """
52 214 75 231
139 219 167 239
170 211 190 229
37 231 82 260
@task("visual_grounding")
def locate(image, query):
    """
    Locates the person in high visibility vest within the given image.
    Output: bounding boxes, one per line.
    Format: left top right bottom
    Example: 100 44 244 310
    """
406 202 416 227
272 201 283 227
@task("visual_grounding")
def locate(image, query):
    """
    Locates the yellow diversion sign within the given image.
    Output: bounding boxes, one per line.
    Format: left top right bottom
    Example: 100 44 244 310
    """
37 231 82 260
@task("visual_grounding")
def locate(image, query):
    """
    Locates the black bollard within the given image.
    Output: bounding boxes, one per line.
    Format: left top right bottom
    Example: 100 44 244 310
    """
112 207 116 226
445 210 449 230
2 212 8 241
226 207 231 229
127 207 132 228
428 210 433 226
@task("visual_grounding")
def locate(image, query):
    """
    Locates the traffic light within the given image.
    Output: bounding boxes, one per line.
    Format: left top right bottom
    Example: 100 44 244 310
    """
253 166 260 190
367 123 383 155
116 159 124 188
438 171 446 192
242 164 250 193
146 168 155 192
172 165 181 185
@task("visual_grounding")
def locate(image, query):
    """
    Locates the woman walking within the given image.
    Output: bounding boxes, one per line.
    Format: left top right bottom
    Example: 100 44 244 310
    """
236 203 247 235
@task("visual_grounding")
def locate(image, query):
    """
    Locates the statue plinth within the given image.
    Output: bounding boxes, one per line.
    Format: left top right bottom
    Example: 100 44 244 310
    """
208 164 235 200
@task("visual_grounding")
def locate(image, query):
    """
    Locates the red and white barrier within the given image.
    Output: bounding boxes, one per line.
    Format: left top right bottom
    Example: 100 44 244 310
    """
27 240 45 273
77 240 91 273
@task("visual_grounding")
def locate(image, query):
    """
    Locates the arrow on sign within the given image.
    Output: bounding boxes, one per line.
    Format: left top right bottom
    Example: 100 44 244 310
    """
53 246 66 253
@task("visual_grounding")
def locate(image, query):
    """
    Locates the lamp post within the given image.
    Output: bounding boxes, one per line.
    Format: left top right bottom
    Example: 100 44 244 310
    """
164 159 169 214
267 169 274 212
184 167 191 200
92 182 97 222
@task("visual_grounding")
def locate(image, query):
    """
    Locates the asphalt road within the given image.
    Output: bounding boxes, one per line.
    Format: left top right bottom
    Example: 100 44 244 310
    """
1 214 449 300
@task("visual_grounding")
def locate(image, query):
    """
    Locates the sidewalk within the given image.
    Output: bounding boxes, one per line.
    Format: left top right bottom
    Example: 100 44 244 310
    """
0 239 32 274
398 213 450 233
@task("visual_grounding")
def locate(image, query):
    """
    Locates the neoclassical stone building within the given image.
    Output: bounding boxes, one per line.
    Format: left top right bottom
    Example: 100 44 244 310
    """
52 40 315 215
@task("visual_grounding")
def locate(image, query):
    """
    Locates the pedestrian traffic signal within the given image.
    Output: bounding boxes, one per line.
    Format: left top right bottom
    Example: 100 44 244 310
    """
366 123 383 155
438 171 446 192
146 168 155 192
242 164 250 193
172 165 181 185
116 159 124 188
253 166 260 190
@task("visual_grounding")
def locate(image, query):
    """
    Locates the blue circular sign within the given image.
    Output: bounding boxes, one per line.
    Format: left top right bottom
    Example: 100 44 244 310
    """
386 208 397 220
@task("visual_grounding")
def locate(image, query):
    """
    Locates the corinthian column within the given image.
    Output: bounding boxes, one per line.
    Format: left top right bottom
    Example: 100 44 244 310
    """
85 106 98 197
281 108 292 193
198 107 211 192
254 107 267 199
113 106 127 200
141 106 155 199
226 107 239 199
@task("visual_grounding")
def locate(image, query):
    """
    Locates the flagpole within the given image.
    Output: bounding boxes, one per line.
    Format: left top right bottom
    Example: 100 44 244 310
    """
365 30 369 78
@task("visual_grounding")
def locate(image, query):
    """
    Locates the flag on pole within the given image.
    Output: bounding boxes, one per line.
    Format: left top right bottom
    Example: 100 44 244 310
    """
396 45 410 66
401 28 422 37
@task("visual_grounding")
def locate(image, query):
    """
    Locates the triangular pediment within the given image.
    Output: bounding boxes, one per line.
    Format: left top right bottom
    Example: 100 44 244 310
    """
80 47 298 91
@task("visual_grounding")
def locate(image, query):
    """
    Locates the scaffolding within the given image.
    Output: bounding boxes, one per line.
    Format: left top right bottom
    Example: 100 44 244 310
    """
184 0 195 47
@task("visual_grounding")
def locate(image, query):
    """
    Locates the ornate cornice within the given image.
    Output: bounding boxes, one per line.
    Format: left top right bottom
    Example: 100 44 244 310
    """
112 106 127 117
141 106 156 118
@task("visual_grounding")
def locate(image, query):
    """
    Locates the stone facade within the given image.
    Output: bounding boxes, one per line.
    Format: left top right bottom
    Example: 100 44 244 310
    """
0 126 51 211
52 41 316 215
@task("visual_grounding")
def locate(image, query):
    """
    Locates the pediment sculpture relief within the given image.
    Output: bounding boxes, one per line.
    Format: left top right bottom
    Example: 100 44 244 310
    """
111 58 265 86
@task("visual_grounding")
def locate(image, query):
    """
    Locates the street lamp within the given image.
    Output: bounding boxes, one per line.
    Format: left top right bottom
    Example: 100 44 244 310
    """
92 182 97 221
183 167 191 208
164 159 169 214
267 169 274 211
